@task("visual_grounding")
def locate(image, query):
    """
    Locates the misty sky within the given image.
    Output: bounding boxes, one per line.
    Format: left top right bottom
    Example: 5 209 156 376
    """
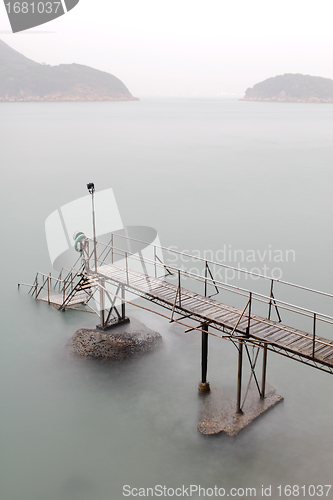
1 0 333 97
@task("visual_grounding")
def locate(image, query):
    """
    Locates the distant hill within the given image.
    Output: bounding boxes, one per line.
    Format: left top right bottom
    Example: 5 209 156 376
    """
0 39 138 101
241 74 333 103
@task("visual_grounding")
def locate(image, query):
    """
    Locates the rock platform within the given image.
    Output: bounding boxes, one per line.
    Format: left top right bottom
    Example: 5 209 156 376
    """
198 384 283 436
66 318 162 360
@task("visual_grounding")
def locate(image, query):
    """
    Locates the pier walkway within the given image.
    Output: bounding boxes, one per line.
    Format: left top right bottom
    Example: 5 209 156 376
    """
96 262 333 373
20 232 333 417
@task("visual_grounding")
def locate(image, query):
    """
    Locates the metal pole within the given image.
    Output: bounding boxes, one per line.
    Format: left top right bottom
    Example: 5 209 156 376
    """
84 241 89 272
237 341 243 413
246 292 252 337
202 324 208 384
100 282 105 327
121 284 125 320
268 279 273 320
91 189 98 273
178 270 181 307
199 323 210 392
154 245 157 278
261 344 268 399
204 261 207 297
87 183 98 273
312 313 316 358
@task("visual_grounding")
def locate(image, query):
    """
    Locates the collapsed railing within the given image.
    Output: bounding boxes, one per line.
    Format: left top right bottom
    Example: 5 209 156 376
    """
18 251 83 304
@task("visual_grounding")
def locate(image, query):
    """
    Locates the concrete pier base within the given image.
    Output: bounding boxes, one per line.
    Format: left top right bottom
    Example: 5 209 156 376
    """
96 316 130 330
198 381 211 392
198 383 283 436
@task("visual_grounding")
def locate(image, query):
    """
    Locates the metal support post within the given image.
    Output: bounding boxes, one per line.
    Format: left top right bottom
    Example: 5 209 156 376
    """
154 245 157 278
268 280 273 320
246 292 252 337
178 270 181 307
100 282 105 327
312 313 316 358
87 183 98 273
121 284 126 320
198 323 210 392
237 340 243 413
125 252 129 284
261 344 268 399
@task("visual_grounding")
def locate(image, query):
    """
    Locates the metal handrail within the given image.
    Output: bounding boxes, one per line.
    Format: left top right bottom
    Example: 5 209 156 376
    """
96 233 333 299
29 268 82 302
86 236 333 357
23 233 333 361
90 239 333 324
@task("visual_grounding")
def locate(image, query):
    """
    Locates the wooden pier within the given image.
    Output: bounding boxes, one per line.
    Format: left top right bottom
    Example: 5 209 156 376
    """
20 232 333 434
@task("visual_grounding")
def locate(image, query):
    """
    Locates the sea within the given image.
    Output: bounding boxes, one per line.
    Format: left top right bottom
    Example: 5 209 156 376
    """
1 99 333 500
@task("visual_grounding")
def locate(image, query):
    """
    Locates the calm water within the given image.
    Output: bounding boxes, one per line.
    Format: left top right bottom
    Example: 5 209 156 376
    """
1 100 333 500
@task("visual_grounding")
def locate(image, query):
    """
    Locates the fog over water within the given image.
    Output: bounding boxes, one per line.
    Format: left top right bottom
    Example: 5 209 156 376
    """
1 0 333 96
1 100 333 500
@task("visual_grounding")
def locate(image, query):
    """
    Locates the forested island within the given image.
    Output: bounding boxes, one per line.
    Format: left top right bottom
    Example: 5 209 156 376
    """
242 74 333 103
0 39 138 102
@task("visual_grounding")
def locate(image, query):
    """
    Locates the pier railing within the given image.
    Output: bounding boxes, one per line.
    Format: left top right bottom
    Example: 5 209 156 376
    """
24 263 83 304
82 234 333 359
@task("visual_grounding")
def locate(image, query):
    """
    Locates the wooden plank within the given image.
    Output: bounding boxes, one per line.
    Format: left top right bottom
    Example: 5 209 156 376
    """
208 308 234 320
213 310 241 321
276 333 301 345
201 306 227 317
152 290 178 301
91 264 333 368
100 269 124 279
319 348 333 359
284 336 312 349
312 345 333 358
179 295 201 305
148 284 176 295
188 303 214 313
322 350 333 360
238 317 251 328
270 331 298 344
147 283 176 293
252 325 279 337
250 322 275 335
181 297 205 308
130 279 157 290
301 342 333 357
220 312 247 325
258 327 291 341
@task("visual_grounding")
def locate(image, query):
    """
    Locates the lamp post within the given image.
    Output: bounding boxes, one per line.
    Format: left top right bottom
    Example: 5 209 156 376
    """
87 183 98 273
